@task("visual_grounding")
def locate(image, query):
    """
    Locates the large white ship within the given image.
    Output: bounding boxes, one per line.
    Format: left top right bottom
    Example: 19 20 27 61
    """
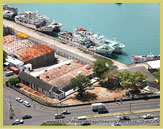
3 4 18 20
15 11 62 33
58 31 92 48
75 27 125 53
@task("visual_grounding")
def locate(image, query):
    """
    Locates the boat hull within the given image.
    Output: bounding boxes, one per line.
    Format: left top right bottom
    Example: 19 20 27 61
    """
15 18 61 33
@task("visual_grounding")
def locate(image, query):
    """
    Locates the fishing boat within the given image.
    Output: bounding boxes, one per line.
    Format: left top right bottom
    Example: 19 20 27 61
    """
58 31 92 48
75 27 125 53
89 44 115 55
3 4 18 20
15 11 62 33
131 53 160 63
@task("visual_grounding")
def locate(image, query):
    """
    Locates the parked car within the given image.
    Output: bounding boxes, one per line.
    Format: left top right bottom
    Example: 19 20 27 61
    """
81 121 91 126
12 119 24 125
143 114 154 119
16 97 23 103
119 116 130 121
23 101 31 107
61 110 71 115
5 71 14 77
55 114 65 119
22 115 32 119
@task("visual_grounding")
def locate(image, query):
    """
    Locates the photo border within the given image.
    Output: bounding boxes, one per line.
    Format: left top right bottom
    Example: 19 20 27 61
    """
1 0 162 129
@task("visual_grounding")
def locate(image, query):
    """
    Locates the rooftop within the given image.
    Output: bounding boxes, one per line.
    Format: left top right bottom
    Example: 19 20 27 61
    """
3 35 37 54
39 60 93 88
3 35 18 45
16 44 54 62
48 65 93 88
146 60 160 69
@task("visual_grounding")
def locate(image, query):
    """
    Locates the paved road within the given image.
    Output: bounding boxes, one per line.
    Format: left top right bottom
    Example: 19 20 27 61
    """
3 86 160 126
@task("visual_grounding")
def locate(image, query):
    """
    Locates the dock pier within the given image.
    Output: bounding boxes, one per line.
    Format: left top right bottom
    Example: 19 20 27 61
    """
3 19 147 70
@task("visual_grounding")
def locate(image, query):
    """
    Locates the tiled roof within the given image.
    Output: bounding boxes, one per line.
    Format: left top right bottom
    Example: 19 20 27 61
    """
39 61 93 88
16 44 54 61
48 65 93 88
40 60 83 82
3 35 18 45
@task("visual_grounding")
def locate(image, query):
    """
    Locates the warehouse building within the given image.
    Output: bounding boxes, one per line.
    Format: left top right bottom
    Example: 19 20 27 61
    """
12 44 56 68
18 60 94 99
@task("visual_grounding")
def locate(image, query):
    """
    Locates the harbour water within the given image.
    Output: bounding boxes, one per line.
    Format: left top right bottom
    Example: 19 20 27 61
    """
11 3 160 64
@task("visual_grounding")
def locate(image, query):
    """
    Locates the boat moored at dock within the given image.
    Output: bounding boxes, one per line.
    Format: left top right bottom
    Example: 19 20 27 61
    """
58 31 92 48
89 44 115 55
3 4 18 20
131 53 160 63
75 27 125 53
15 11 62 33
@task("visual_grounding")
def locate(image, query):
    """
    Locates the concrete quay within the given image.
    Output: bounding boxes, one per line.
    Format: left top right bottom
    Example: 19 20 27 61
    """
3 19 147 70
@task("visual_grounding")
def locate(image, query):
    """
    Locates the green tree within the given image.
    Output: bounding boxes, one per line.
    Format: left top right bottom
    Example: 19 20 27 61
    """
93 59 117 78
104 69 119 81
8 77 19 86
153 70 160 82
3 51 7 62
70 75 90 98
117 70 147 90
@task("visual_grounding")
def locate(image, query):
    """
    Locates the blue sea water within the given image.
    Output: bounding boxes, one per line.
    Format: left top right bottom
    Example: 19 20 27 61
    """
11 3 160 64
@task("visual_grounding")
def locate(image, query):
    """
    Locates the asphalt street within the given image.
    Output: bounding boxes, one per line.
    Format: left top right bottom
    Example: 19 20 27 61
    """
3 87 160 126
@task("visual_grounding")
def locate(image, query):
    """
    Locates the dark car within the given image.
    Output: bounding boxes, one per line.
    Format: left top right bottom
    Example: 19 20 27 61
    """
81 121 91 126
55 114 65 119
22 115 32 119
98 108 109 114
119 116 130 121
61 110 71 115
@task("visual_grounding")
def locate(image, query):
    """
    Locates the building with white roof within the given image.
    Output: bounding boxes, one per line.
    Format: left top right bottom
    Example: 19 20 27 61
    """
146 60 160 70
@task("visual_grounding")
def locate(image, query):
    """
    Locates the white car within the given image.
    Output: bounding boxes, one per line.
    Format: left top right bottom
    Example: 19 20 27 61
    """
23 101 31 107
16 97 23 103
12 119 24 125
143 114 154 119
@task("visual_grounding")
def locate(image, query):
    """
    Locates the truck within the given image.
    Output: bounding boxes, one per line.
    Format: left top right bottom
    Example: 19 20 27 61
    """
91 103 105 112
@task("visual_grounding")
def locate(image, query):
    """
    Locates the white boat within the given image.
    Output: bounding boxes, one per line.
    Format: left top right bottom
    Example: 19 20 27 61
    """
131 53 160 63
75 27 125 53
15 11 62 33
3 4 18 20
89 44 115 55
58 31 92 48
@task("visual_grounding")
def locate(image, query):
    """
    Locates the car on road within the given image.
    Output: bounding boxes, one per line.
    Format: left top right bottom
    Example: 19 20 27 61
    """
143 114 154 119
22 115 32 119
77 116 87 120
61 110 71 115
19 119 24 124
12 119 24 125
98 108 109 114
111 122 122 126
81 121 91 126
16 97 23 103
23 101 31 107
55 114 65 119
119 116 130 121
